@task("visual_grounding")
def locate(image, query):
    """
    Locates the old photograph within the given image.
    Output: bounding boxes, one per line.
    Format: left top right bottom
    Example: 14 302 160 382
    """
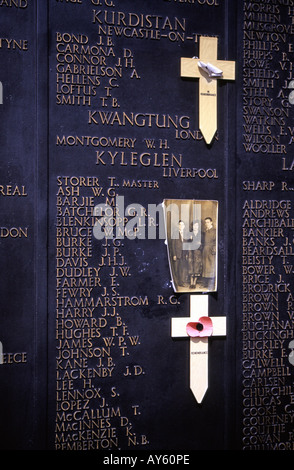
163 199 218 293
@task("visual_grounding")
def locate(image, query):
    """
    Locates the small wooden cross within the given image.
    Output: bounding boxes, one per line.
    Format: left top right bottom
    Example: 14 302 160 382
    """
181 36 235 144
171 295 226 402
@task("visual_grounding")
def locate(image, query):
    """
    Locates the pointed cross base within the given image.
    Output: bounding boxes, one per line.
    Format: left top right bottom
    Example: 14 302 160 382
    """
181 36 235 144
171 295 226 403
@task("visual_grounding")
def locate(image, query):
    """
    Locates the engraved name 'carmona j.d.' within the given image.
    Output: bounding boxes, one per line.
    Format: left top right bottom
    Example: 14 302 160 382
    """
181 36 235 144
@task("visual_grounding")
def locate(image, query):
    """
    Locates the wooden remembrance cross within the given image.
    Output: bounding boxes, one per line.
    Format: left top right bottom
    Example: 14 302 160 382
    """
181 36 235 144
171 295 226 403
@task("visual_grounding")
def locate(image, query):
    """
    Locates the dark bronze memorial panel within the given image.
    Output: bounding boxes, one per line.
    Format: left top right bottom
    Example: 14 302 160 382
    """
0 0 294 457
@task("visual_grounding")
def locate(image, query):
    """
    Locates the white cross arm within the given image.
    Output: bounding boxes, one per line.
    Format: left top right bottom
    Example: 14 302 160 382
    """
171 316 226 338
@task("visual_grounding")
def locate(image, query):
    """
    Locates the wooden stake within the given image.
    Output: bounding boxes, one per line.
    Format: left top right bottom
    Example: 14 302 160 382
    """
171 295 226 402
181 36 235 144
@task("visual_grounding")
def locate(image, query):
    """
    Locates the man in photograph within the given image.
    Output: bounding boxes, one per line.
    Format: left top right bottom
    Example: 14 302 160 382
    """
171 220 189 287
202 217 216 289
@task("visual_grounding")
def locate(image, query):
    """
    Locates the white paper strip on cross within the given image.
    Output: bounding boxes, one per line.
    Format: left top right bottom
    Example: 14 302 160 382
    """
181 36 235 144
171 295 226 403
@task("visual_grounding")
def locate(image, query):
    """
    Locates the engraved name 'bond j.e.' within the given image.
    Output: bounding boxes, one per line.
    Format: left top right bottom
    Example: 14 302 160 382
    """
181 36 235 144
171 295 226 403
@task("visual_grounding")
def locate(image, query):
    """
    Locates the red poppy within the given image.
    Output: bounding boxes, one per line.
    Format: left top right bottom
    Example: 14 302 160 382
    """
186 316 213 337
